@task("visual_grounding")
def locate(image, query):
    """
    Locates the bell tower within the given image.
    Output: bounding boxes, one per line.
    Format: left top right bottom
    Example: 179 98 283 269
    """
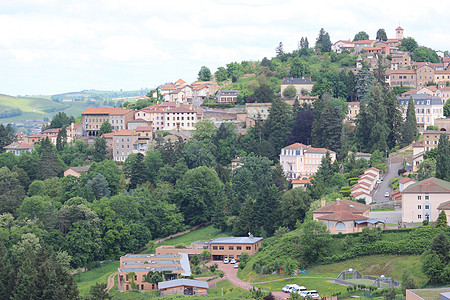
396 26 404 40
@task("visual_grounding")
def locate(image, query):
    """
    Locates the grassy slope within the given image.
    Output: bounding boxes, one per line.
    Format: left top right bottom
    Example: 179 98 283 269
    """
78 225 230 294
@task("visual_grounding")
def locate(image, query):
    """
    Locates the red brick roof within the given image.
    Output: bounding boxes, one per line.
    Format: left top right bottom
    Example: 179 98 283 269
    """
396 26 403 30
438 200 450 210
398 177 417 184
5 141 34 150
292 178 311 184
82 107 133 115
282 143 335 154
317 210 369 222
135 126 153 131
112 129 134 136
313 199 369 214
403 177 450 194
350 191 372 198
366 167 380 173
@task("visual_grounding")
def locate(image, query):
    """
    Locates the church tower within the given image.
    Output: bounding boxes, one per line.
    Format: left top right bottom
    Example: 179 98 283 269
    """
396 26 404 40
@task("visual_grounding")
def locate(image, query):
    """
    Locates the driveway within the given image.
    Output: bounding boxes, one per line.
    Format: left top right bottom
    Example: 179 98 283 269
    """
369 210 402 224
216 262 289 299
372 158 402 203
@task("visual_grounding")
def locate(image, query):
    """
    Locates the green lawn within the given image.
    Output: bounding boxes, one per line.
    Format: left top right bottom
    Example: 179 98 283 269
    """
253 277 347 296
156 225 230 247
75 260 119 297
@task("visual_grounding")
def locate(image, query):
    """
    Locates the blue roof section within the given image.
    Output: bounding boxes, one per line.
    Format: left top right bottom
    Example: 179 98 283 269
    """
119 267 181 272
210 236 263 244
122 254 178 258
282 78 313 85
397 94 444 106
158 279 209 290
354 218 385 224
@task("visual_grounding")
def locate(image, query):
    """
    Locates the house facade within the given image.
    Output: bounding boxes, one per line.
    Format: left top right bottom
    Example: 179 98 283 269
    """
280 77 314 96
209 236 263 261
401 177 450 223
64 166 90 177
81 108 134 136
158 279 208 296
4 141 34 155
112 129 138 162
280 143 336 179
216 90 238 103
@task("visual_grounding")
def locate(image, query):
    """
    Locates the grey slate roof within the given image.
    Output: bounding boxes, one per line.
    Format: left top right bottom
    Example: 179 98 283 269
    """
158 279 209 290
210 236 263 244
281 78 313 85
397 94 444 106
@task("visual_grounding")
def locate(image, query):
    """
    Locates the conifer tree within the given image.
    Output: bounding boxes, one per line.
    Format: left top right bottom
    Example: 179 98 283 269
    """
92 137 107 163
56 127 67 151
38 137 62 179
436 133 450 181
263 97 293 153
436 210 448 228
401 97 418 147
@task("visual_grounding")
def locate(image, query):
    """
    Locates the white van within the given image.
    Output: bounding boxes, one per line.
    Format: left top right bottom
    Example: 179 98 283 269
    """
292 286 307 293
282 284 300 293
299 290 319 297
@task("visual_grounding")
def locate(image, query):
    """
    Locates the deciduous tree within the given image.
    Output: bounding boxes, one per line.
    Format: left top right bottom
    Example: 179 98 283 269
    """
354 31 369 41
198 66 212 81
376 29 387 41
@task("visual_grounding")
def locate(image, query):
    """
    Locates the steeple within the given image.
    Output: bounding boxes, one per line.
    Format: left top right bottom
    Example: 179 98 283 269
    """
395 26 404 40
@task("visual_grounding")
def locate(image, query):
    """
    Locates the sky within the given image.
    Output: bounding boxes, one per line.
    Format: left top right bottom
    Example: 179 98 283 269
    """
1 0 450 96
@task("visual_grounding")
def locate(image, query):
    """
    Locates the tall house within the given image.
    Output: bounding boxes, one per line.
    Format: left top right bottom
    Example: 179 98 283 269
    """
112 129 138 162
280 77 314 96
81 108 134 137
280 143 336 180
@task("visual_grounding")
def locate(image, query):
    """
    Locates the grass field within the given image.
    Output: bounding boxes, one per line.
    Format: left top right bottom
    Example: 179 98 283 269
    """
75 260 119 297
253 277 347 296
156 225 230 247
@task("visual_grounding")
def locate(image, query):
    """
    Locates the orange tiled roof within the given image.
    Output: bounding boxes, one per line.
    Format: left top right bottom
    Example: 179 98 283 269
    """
82 107 133 115
403 177 450 193
366 167 380 172
112 129 134 136
313 199 369 214
317 210 369 222
354 39 374 44
292 178 311 184
398 177 418 184
350 191 372 198
5 141 34 150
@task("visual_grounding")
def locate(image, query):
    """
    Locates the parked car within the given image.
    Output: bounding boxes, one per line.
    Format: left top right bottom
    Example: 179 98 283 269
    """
223 258 229 264
380 177 384 181
385 192 390 197
230 259 236 264
299 290 319 297
292 286 307 293
282 284 300 293
234 263 239 269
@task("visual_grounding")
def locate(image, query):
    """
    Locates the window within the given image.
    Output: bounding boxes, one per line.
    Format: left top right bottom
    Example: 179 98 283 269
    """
229 246 234 250
219 246 224 250
213 246 218 250
246 246 251 250
336 222 346 231
418 215 422 219
425 194 429 200
418 205 422 209
236 246 241 250
229 255 234 259
418 196 422 200
425 205 429 209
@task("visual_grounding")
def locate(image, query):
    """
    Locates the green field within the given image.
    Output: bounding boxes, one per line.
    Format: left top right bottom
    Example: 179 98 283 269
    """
253 277 347 296
75 260 119 297
156 225 230 247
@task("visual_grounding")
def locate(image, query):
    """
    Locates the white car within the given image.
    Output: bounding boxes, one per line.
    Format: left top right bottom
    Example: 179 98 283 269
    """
223 258 229 264
292 286 307 293
282 284 302 293
234 263 239 269
230 259 236 264
385 192 390 197
299 290 319 297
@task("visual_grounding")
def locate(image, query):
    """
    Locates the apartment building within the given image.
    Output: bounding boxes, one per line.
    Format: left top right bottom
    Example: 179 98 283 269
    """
81 107 134 136
390 52 411 70
397 94 445 133
280 143 336 180
135 102 202 131
118 253 191 292
112 129 138 162
216 90 238 103
385 70 416 87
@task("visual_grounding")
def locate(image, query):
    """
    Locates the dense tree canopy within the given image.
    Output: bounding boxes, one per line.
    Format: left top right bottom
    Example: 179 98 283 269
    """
353 31 369 41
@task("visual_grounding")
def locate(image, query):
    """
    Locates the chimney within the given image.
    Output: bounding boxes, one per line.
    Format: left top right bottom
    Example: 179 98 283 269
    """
336 198 341 205
321 198 326 207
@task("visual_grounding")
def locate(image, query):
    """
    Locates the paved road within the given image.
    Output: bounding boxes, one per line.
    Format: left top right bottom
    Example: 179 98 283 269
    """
372 159 402 203
369 210 402 224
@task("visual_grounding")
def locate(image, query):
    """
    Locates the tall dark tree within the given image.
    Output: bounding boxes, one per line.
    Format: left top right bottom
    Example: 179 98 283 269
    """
287 109 314 145
436 133 450 181
38 137 63 180
92 137 107 162
355 69 374 102
47 112 75 129
252 82 275 103
275 42 284 56
290 57 309 78
315 28 326 52
353 31 369 41
125 153 147 190
312 95 344 152
376 28 388 41
0 167 25 214
0 123 15 151
321 33 332 52
374 55 387 86
198 66 212 81
56 127 67 151
263 97 293 154
401 97 418 147
253 185 281 236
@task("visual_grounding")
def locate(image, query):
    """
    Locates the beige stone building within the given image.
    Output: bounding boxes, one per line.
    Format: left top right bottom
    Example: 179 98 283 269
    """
209 236 263 261
385 70 416 87
81 107 134 137
390 52 411 70
346 102 360 124
112 129 138 162
281 78 314 96
280 143 336 180
401 177 450 223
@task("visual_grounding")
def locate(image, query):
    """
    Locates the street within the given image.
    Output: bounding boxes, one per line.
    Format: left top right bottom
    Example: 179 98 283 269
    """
372 159 402 203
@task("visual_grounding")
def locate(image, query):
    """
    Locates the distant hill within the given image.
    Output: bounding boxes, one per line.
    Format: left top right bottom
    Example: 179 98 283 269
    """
51 89 151 102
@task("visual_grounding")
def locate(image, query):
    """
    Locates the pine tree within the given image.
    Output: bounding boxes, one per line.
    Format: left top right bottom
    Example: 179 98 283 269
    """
263 97 293 153
401 97 418 146
92 137 107 162
38 137 62 180
56 127 67 151
275 42 284 56
436 133 450 181
436 210 448 228
0 123 15 152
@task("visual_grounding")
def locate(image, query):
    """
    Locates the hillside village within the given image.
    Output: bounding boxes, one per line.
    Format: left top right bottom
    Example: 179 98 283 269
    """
0 25 450 300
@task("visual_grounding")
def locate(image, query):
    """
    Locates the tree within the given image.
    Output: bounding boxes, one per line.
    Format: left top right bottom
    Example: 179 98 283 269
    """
401 97 418 146
144 150 164 184
315 28 331 52
182 141 216 169
281 188 312 229
444 99 450 117
287 109 314 145
263 97 294 154
0 167 25 215
124 153 147 189
47 112 75 129
355 69 374 102
98 121 112 137
190 254 200 266
92 137 107 162
290 57 309 78
401 271 418 295
436 210 448 228
282 86 297 99
0 124 15 152
412 47 440 63
252 82 275 103
354 31 369 41
376 29 387 41
198 66 212 81
86 282 111 300
275 42 284 56
38 137 63 180
192 119 216 142
401 37 418 52
436 133 450 181
299 220 331 267
253 185 281 236
88 160 124 195
56 127 67 151
215 67 228 82
86 174 111 200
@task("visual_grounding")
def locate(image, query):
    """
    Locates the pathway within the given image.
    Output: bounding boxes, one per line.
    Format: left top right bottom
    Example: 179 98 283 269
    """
106 272 117 292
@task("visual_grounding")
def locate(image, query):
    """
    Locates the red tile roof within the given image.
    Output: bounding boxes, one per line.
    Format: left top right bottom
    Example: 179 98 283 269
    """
282 143 335 154
366 167 380 173
350 191 372 198
354 40 374 44
292 178 311 184
313 199 369 214
317 210 369 222
5 141 34 150
438 200 450 210
403 177 450 194
112 129 134 136
82 107 133 115
398 177 417 184
350 184 370 192
396 26 403 30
